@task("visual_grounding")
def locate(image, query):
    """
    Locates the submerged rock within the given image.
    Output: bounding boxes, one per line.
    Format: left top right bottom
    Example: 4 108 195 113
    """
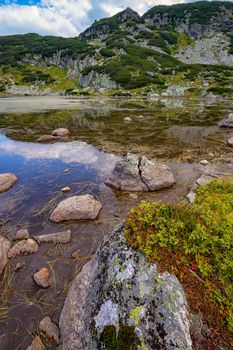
106 153 175 192
61 187 71 193
0 236 11 274
8 239 38 259
59 225 192 350
39 316 60 343
36 135 62 143
33 230 71 244
0 173 17 193
52 128 70 137
26 336 45 350
50 194 102 222
33 267 50 288
15 229 30 240
124 117 132 122
218 113 233 127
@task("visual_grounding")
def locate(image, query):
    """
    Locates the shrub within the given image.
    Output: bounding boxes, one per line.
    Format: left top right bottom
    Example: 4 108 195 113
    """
125 177 233 340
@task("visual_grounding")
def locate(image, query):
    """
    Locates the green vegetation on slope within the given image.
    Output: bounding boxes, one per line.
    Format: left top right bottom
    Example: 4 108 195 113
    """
125 177 233 343
143 1 233 25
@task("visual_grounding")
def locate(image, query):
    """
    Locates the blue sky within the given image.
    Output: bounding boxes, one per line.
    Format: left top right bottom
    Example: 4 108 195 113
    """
0 0 231 37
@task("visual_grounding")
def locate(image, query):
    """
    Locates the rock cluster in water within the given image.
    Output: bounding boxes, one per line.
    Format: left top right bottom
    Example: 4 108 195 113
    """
106 153 175 192
59 224 193 350
37 128 70 143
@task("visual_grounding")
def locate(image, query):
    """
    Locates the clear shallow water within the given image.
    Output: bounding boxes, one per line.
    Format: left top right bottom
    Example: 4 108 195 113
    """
0 96 232 349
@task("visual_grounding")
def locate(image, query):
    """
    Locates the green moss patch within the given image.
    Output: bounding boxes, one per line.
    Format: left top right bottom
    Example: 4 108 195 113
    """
125 177 233 344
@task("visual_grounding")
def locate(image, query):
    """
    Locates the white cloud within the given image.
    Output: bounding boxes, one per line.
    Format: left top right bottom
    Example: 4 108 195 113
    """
0 1 92 37
0 1 228 37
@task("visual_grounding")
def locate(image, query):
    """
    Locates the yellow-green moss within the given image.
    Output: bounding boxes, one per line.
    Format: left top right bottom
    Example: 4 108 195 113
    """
125 177 233 342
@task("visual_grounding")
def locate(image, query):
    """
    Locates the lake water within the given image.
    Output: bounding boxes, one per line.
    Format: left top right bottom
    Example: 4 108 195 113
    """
0 96 232 349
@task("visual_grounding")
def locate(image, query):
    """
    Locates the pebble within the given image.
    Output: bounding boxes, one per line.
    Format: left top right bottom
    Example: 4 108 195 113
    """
199 160 209 166
124 117 132 122
61 186 71 193
15 229 30 240
33 230 71 244
8 239 39 259
52 128 70 137
33 267 50 288
39 316 60 343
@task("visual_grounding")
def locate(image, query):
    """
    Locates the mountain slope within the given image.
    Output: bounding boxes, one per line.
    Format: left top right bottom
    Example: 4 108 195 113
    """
1 1 233 96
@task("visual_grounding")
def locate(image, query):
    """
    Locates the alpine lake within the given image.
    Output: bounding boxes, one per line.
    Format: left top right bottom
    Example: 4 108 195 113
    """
0 95 232 349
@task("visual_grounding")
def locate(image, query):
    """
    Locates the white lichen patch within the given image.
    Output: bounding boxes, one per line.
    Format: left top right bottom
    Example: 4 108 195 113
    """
94 300 119 334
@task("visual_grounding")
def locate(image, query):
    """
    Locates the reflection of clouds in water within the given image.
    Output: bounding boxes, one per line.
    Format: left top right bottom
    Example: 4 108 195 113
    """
0 136 118 176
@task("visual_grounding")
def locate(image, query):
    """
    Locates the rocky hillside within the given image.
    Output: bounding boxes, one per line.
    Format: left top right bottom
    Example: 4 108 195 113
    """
1 1 233 96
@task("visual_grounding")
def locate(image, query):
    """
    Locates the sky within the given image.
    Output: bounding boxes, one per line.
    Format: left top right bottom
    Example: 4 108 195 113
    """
0 0 231 37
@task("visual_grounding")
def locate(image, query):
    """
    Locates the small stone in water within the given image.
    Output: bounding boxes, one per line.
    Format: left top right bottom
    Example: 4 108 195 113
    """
39 316 60 343
124 117 132 122
52 128 70 137
61 187 71 193
8 239 39 259
64 168 70 173
33 267 50 288
199 160 209 166
15 229 30 240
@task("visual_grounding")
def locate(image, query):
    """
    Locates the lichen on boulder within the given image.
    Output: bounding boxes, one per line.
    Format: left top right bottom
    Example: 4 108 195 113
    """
59 225 192 350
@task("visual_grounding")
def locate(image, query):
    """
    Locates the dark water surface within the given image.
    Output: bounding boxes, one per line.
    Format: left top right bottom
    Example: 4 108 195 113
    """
0 96 232 349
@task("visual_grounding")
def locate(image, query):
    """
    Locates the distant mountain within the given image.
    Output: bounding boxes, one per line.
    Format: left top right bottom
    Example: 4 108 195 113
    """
1 1 233 96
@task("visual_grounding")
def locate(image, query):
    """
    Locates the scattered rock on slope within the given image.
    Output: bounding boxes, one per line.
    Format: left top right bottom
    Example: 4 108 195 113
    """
0 173 17 193
50 194 102 223
59 224 192 350
106 153 175 192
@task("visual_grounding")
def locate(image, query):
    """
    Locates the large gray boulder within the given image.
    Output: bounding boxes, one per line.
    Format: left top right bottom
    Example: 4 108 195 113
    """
59 225 192 350
106 154 175 192
50 194 102 223
0 173 17 193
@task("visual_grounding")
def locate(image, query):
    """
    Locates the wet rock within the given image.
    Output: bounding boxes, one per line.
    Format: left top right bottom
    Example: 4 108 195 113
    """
227 136 233 146
39 316 60 343
61 186 71 193
196 174 215 186
106 153 175 192
50 194 102 222
105 153 148 192
33 230 71 244
218 113 233 127
124 117 132 122
52 128 70 137
140 156 175 191
36 135 61 143
199 160 209 166
59 225 192 350
8 239 39 259
0 236 11 274
0 173 17 193
33 267 50 288
15 228 30 240
26 336 45 350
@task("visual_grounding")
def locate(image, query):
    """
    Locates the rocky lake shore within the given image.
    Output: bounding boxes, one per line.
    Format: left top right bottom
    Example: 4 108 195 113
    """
0 96 232 349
